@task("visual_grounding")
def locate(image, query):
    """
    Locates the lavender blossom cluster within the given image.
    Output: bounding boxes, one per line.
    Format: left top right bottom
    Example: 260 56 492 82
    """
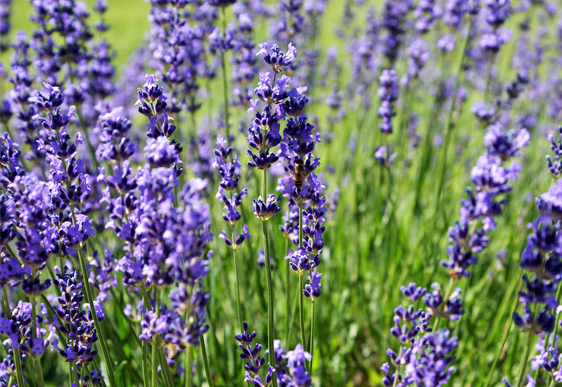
384 123 529 386
3 0 562 386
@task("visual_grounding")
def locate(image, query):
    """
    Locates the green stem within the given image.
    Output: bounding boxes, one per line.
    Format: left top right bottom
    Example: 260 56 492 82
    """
231 224 243 331
515 299 540 387
155 327 174 386
45 262 61 297
262 218 277 386
432 278 456 332
285 239 291 346
298 202 303 248
201 335 215 387
434 18 473 214
140 284 151 387
516 326 536 387
484 295 518 387
13 348 25 387
77 248 117 387
186 344 193 387
143 341 149 387
391 347 403 387
30 291 45 387
308 301 315 373
483 55 495 102
299 275 306 349
152 289 161 387
1 286 8 324
260 161 278 387
159 331 174 387
550 283 562 348
412 85 445 214
288 281 300 345
3 286 25 387
69 362 74 387
395 82 411 152
220 6 230 143
76 110 100 170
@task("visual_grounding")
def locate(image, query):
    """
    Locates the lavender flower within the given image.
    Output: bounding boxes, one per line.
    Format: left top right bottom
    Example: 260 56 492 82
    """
382 282 457 387
546 126 562 177
375 146 397 167
257 43 297 73
406 39 430 80
401 283 427 302
235 323 313 387
303 269 321 301
443 0 468 29
479 0 512 55
209 0 237 7
471 101 496 124
27 0 117 159
442 125 528 277
147 0 203 116
236 322 266 376
530 342 562 384
378 69 399 135
253 194 281 221
0 0 11 53
52 266 102 385
381 0 413 64
484 123 530 161
414 0 441 34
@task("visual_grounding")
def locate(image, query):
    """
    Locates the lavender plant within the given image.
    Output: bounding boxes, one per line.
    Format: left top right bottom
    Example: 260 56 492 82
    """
214 136 250 329
383 123 529 385
500 126 562 387
2 1 562 386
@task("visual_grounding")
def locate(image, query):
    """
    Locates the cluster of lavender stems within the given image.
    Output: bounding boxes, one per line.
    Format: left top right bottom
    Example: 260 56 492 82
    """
231 38 324 385
4 0 562 385
0 79 117 387
213 135 250 331
212 0 236 143
236 322 312 386
498 126 562 387
433 9 475 218
37 84 117 387
248 42 294 385
383 122 529 385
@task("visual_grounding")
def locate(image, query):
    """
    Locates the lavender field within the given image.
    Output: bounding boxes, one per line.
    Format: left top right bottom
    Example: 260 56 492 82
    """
0 0 561 386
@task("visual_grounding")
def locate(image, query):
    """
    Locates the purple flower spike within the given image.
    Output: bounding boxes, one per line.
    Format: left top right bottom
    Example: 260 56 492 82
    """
303 269 322 301
252 195 281 221
256 42 297 73
536 180 562 221
400 283 427 302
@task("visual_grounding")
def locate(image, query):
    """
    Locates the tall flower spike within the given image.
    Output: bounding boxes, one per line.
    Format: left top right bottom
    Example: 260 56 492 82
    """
377 69 399 135
503 125 561 387
130 75 213 375
257 42 297 73
384 119 527 386
235 324 313 387
52 266 102 385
